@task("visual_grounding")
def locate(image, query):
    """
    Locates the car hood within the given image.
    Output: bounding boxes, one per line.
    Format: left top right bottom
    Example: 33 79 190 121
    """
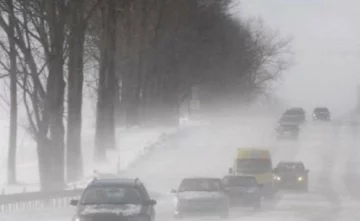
226 186 258 193
79 204 142 217
177 191 223 201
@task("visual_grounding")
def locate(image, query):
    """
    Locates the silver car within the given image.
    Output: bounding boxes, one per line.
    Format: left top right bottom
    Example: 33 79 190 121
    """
172 177 229 219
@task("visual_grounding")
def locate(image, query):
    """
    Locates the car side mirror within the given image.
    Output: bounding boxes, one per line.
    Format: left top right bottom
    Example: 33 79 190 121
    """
70 199 79 206
144 199 157 206
171 189 177 194
228 168 233 174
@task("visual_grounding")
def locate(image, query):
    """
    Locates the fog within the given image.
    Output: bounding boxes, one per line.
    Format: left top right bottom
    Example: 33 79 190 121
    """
2 1 360 221
239 0 360 117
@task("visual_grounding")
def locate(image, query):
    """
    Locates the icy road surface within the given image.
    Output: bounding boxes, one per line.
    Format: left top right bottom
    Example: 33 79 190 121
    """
3 117 360 221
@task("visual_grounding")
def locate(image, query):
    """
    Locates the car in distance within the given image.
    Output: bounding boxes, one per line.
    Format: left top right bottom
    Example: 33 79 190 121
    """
70 178 156 221
275 123 300 140
172 177 229 219
273 161 309 192
313 107 331 121
222 175 262 209
279 107 306 125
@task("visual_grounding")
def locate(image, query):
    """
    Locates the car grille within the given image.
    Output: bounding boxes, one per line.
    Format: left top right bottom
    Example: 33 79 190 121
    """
181 200 221 211
82 213 128 221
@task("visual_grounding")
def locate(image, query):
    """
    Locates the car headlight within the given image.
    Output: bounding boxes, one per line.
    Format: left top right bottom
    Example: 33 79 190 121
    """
72 216 81 221
274 176 281 181
297 176 303 181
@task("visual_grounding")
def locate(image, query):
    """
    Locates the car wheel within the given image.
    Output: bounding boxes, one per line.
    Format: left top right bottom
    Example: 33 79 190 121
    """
219 211 229 219
174 213 183 220
304 185 309 192
253 199 262 210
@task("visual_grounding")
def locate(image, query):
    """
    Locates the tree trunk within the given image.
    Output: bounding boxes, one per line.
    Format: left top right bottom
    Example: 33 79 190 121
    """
36 136 52 191
66 0 85 182
95 0 117 161
7 0 17 185
36 0 66 190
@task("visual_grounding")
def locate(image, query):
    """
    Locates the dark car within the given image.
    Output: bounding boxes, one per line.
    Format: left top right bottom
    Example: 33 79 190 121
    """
222 175 262 209
275 123 300 140
279 108 306 125
70 178 156 221
273 161 309 192
172 177 229 219
313 107 331 121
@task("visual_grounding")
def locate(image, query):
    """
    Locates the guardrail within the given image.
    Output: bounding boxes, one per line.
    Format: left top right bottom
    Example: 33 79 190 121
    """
0 188 84 212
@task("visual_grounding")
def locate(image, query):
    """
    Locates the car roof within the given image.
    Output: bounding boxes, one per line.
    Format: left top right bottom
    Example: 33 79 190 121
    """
88 178 142 187
223 175 256 179
314 107 329 111
182 177 221 181
286 107 304 112
278 161 304 165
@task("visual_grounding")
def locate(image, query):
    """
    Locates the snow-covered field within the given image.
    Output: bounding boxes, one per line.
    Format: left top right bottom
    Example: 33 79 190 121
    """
0 123 177 194
2 114 360 221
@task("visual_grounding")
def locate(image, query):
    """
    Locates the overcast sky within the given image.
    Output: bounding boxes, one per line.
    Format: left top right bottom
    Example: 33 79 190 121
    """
236 0 360 117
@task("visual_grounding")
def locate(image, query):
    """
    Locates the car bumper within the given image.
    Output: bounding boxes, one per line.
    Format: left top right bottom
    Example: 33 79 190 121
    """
228 195 260 206
175 201 227 216
274 181 307 189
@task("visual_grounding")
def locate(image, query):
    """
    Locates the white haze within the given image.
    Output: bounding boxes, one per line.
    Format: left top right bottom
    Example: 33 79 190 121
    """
238 0 360 117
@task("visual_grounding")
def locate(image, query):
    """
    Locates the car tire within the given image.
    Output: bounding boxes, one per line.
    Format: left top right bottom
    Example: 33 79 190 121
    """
304 185 309 192
219 206 230 219
253 199 261 210
174 214 183 220
219 211 229 219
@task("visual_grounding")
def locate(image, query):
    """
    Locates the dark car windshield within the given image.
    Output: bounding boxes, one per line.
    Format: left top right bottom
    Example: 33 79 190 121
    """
236 159 272 173
314 108 329 113
80 186 143 205
223 176 257 187
178 179 223 192
275 163 304 172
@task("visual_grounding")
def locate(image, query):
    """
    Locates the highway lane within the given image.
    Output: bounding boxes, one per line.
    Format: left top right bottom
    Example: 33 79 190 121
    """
3 117 360 221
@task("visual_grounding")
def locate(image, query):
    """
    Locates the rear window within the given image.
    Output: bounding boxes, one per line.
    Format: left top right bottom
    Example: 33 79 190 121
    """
178 178 223 192
80 186 143 205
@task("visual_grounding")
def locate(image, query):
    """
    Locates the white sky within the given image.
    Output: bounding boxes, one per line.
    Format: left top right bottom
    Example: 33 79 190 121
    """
236 0 360 117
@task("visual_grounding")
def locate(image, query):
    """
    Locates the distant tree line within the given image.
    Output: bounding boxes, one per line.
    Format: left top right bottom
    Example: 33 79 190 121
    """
0 0 291 191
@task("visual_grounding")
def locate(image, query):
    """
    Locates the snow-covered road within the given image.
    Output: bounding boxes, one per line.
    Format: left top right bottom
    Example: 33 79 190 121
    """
3 116 360 221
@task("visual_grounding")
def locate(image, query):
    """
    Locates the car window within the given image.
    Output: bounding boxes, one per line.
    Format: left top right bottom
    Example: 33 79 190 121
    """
81 186 143 205
179 179 223 192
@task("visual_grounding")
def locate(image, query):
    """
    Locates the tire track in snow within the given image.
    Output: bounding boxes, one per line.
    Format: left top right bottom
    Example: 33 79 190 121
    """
307 122 342 221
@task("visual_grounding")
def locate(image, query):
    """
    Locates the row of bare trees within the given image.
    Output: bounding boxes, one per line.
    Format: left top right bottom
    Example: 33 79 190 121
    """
0 0 291 190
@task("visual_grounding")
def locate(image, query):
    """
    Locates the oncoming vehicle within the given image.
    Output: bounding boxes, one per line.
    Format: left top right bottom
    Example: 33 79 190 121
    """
313 107 331 121
70 178 157 221
171 177 229 219
276 123 300 140
222 175 262 209
273 161 309 192
228 148 274 198
279 107 306 125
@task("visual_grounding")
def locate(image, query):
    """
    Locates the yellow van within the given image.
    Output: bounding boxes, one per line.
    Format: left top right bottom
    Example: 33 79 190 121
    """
228 148 274 197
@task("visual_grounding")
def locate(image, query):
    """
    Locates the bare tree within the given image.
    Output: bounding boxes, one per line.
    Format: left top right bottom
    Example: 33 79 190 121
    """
0 0 19 184
94 0 118 161
0 0 68 190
